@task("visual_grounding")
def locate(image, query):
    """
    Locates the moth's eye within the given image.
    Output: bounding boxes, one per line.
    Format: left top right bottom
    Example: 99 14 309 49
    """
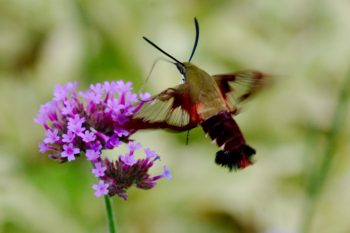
176 63 186 76
180 66 186 76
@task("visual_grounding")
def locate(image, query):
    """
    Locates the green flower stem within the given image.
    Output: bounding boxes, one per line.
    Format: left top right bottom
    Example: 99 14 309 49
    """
104 195 116 233
301 73 350 233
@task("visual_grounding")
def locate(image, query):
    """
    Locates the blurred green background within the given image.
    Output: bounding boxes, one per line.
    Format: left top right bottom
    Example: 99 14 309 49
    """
0 0 349 233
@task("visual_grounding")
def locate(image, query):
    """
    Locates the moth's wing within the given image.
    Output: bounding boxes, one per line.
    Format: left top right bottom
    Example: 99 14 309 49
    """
213 70 266 114
129 84 198 132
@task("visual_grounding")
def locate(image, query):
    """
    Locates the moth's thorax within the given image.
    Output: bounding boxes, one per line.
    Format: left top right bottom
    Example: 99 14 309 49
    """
183 62 227 119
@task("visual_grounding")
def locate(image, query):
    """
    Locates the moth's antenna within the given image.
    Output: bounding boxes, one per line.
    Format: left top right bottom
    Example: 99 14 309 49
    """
143 36 184 65
188 17 199 62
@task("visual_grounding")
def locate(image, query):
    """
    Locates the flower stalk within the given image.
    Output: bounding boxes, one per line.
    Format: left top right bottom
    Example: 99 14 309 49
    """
104 196 116 233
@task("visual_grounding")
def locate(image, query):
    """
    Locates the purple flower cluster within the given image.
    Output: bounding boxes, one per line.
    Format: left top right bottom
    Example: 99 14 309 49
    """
98 145 171 200
35 81 170 199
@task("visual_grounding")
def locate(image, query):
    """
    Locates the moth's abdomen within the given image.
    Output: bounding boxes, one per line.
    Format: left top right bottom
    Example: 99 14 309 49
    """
200 112 255 171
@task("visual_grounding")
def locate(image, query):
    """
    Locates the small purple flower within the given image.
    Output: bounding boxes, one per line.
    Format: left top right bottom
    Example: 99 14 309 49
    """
53 84 68 101
92 162 107 177
103 81 118 95
115 80 132 93
62 131 75 143
43 129 60 144
67 115 85 135
106 99 124 114
70 114 85 125
120 154 137 166
39 142 49 154
79 130 96 143
86 91 101 104
61 143 80 161
61 100 75 115
162 166 172 179
65 81 78 92
34 102 52 125
144 148 159 160
139 92 151 101
89 142 102 153
125 92 138 103
128 141 141 152
90 83 104 95
86 149 100 161
93 181 109 197
105 135 121 149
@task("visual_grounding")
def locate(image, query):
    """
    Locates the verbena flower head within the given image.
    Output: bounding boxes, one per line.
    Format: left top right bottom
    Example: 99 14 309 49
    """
35 81 170 199
101 150 171 200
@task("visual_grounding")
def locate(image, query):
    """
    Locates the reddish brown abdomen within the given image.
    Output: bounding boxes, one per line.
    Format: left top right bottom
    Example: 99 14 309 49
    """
200 112 255 170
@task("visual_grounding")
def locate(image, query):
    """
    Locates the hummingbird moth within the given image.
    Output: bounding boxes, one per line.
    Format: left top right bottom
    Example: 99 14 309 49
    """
127 18 266 171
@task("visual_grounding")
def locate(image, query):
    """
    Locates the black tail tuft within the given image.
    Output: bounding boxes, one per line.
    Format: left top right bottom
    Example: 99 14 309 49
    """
215 144 256 171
